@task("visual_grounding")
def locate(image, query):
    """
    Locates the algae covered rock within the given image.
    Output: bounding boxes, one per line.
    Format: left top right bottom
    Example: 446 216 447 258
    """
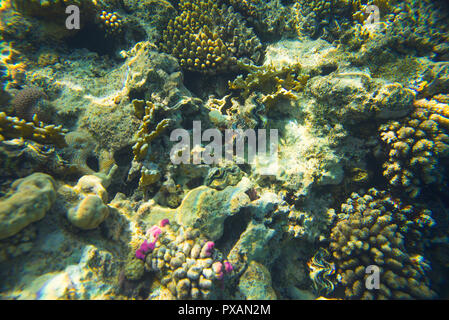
238 261 277 300
175 179 251 240
0 172 56 240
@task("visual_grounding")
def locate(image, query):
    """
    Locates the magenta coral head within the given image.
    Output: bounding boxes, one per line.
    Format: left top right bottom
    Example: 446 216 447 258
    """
205 241 214 252
140 239 155 253
160 219 170 227
224 261 233 273
135 248 145 260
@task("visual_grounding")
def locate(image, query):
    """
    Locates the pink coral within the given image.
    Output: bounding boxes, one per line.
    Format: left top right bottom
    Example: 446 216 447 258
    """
224 261 233 273
160 218 170 227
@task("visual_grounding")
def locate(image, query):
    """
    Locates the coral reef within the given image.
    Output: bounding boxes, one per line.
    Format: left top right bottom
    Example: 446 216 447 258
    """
159 0 263 74
60 175 110 230
1 0 448 302
379 98 449 198
324 189 436 299
137 219 234 299
0 172 56 239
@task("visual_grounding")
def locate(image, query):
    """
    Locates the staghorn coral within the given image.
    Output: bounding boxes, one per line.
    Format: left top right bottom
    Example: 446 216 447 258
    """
0 111 68 147
159 0 263 74
136 219 233 299
324 188 435 299
379 99 449 198
0 172 56 240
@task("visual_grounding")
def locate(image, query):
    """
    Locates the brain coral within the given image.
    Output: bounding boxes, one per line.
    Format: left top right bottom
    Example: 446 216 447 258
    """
326 188 435 299
159 0 263 74
11 86 48 122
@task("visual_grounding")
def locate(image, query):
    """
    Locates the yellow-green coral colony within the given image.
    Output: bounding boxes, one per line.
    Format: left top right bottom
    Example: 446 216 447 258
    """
323 189 435 299
159 0 263 74
379 100 449 198
98 10 123 33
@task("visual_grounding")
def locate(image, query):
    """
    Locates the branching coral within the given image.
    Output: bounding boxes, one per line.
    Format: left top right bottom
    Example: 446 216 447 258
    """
323 188 435 299
0 111 68 147
229 63 308 101
379 98 449 198
132 99 171 161
159 0 263 74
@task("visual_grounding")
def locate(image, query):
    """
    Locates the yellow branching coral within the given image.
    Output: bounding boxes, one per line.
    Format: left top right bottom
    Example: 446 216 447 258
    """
132 100 170 161
0 111 68 147
229 63 308 101
159 0 263 74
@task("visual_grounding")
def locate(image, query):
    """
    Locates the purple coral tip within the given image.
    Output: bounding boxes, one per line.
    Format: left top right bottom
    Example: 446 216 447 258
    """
135 249 145 260
224 261 233 273
160 219 170 227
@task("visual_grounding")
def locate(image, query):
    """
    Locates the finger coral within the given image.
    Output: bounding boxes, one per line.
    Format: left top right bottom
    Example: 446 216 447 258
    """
139 219 233 299
159 0 263 74
379 98 449 198
324 188 436 299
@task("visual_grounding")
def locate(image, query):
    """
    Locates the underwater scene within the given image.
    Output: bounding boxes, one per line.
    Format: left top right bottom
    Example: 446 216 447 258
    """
0 0 448 301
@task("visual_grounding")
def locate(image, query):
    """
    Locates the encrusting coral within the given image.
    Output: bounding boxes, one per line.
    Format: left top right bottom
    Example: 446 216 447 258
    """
318 188 436 299
159 0 263 74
